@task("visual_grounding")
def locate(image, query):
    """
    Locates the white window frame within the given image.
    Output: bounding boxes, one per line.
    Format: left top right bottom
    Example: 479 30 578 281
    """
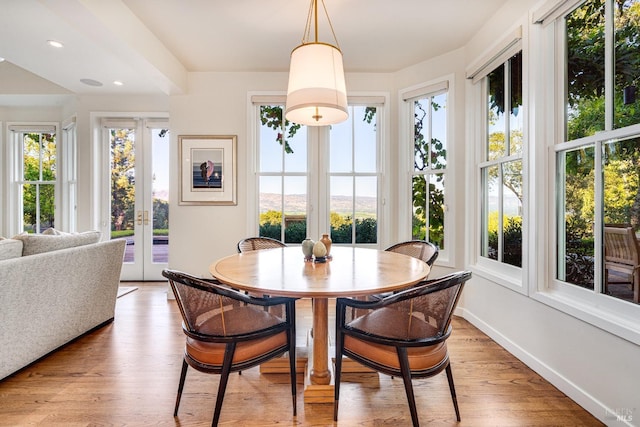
247 93 389 246
533 0 640 344
6 122 63 236
398 76 454 265
467 23 529 294
61 116 77 232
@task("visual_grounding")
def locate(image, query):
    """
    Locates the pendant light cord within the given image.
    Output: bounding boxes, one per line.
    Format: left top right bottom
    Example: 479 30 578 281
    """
301 0 341 50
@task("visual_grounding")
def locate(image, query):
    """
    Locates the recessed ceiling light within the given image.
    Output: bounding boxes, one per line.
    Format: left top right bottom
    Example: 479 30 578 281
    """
113 81 124 86
0 57 5 62
80 78 103 87
47 40 64 48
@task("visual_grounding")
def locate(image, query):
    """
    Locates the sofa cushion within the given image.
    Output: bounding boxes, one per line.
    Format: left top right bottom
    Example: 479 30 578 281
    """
0 238 24 261
13 230 102 256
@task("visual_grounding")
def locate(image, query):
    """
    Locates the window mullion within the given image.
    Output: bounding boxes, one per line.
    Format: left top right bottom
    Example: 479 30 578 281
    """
604 0 613 131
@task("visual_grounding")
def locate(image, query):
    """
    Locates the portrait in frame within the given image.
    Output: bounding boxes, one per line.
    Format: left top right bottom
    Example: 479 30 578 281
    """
179 135 237 205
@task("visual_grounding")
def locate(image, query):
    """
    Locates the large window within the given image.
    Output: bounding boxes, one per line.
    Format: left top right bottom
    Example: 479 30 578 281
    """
480 52 524 268
253 99 383 246
555 0 640 306
405 87 449 250
9 125 59 234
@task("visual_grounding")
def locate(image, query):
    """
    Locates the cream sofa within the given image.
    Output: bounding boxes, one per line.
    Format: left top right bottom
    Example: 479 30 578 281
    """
0 231 126 380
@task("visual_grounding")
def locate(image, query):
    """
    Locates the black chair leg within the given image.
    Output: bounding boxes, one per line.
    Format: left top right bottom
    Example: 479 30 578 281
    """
445 364 461 421
174 359 188 416
333 333 344 421
212 343 236 427
397 348 419 427
288 332 297 416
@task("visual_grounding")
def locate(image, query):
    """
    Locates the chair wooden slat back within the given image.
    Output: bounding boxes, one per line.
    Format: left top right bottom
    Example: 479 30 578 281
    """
603 226 640 304
604 226 640 266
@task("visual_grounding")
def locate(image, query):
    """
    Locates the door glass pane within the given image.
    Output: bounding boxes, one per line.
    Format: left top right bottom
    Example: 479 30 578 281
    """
603 137 640 303
503 160 522 267
429 173 445 249
412 175 427 240
259 176 282 239
488 63 506 160
558 146 595 289
614 0 640 130
414 99 430 171
284 123 307 173
565 0 605 140
110 127 136 263
330 176 353 244
284 176 307 243
354 106 377 173
330 112 353 173
509 52 523 156
355 176 377 243
151 128 169 263
482 165 499 260
259 106 284 173
431 94 447 169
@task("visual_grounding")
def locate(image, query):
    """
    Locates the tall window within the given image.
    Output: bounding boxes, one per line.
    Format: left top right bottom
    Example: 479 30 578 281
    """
406 87 448 250
253 99 382 245
256 105 309 243
329 105 378 244
480 52 523 267
10 126 58 234
556 0 640 305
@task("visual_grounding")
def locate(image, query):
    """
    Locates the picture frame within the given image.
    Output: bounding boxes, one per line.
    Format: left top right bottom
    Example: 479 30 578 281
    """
179 135 237 205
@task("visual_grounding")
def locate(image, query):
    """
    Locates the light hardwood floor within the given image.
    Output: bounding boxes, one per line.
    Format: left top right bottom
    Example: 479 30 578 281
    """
0 282 604 426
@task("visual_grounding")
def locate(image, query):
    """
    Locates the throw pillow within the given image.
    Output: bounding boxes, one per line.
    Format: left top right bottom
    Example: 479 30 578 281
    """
13 230 102 256
42 228 64 235
0 238 24 261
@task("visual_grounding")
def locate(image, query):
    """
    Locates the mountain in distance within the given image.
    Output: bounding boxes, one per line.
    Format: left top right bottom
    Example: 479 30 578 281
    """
260 193 377 215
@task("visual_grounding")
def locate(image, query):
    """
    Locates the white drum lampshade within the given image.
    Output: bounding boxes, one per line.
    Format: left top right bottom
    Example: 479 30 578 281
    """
285 42 348 126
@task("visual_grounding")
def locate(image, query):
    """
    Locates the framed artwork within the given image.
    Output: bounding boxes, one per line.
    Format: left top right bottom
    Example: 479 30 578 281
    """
179 135 237 205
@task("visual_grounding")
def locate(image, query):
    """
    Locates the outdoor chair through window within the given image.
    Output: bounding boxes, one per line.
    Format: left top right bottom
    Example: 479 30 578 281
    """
162 269 297 426
603 226 640 303
334 270 471 427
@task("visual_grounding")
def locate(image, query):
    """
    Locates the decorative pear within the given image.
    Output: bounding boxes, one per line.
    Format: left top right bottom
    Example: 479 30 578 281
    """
301 238 315 259
313 241 327 258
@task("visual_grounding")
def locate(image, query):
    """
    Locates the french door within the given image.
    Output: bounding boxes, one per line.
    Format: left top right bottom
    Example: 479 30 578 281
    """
104 118 169 281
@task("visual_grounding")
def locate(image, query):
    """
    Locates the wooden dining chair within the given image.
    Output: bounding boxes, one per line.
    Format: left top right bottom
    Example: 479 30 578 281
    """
162 269 297 427
369 240 439 301
237 236 286 253
334 270 471 427
385 240 439 266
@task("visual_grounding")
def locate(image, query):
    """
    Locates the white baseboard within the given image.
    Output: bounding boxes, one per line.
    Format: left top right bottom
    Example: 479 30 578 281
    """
458 308 634 427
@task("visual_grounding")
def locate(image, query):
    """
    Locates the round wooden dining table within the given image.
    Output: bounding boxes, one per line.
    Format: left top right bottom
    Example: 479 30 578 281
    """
210 245 430 403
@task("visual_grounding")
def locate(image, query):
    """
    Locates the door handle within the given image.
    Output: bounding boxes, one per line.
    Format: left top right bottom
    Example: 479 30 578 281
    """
143 210 150 226
136 211 143 225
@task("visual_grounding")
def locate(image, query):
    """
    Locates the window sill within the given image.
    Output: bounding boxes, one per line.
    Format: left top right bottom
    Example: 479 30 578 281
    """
533 282 640 346
470 258 525 295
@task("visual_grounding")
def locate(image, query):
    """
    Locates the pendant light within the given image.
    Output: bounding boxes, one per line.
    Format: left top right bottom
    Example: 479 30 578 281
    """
285 0 348 126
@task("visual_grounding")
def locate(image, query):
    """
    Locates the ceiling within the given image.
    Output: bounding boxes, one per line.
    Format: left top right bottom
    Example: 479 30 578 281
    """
0 0 509 99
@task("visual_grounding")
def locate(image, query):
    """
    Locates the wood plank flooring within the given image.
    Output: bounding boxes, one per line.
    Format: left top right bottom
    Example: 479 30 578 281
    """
0 282 604 426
